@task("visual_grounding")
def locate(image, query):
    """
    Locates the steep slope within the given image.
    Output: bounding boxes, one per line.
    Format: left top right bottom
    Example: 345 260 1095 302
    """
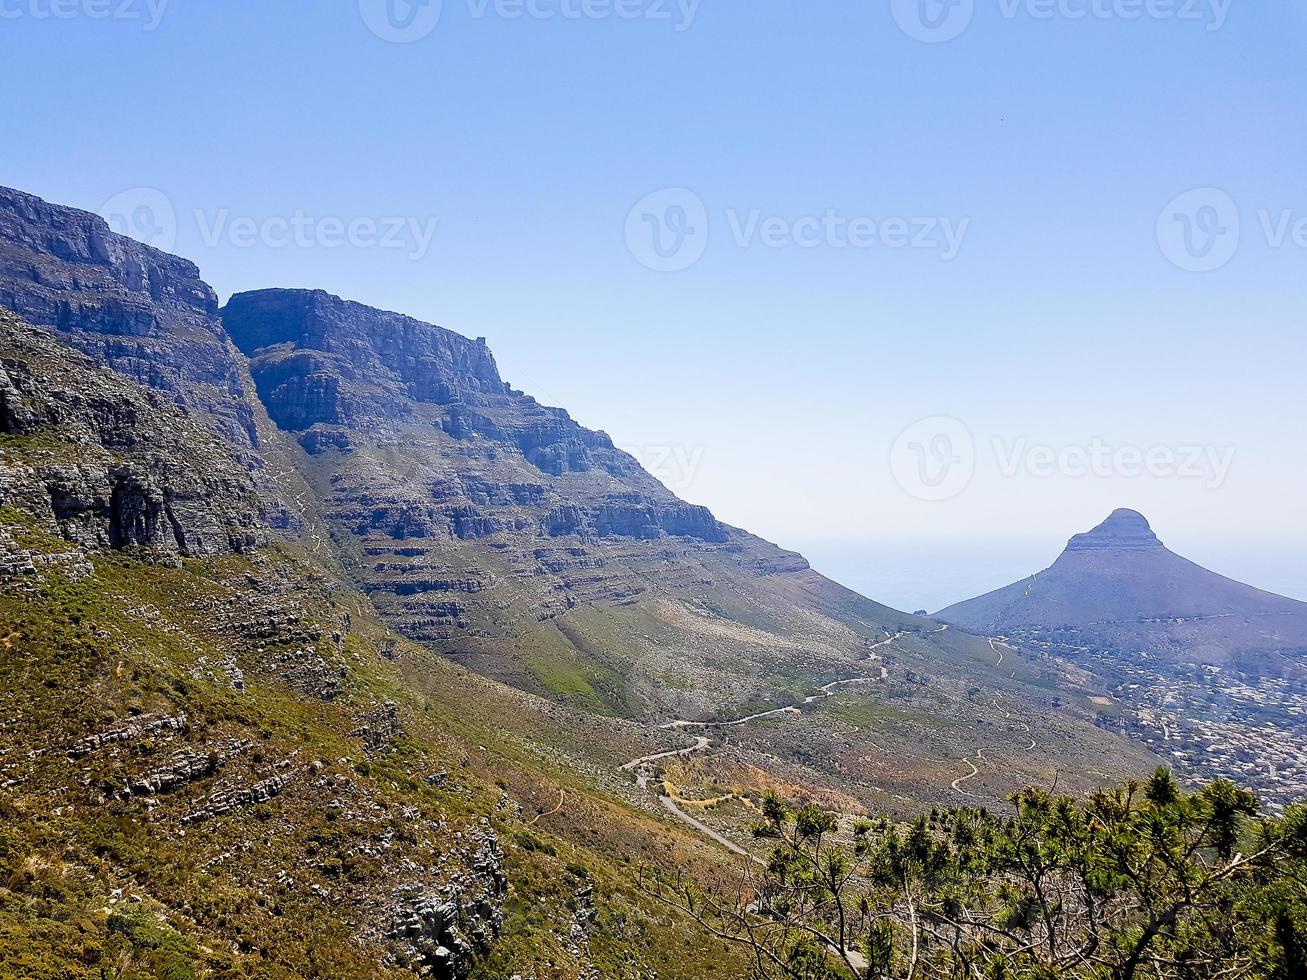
0 186 258 450
937 509 1307 665
0 186 324 535
0 308 262 555
0 307 754 979
221 287 925 719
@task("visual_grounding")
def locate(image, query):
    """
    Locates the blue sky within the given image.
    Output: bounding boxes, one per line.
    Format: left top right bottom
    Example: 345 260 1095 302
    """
3 0 1305 607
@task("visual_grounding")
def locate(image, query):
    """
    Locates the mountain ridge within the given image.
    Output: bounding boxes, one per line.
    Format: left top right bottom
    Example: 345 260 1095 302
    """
0 184 924 721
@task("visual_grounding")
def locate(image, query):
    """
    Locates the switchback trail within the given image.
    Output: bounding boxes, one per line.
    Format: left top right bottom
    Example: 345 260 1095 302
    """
622 627 944 843
618 624 940 978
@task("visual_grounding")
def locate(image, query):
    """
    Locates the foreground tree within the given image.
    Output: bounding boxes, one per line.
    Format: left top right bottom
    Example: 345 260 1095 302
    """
641 770 1307 979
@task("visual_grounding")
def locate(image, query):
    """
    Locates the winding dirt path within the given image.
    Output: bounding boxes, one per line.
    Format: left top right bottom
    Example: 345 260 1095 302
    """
989 638 1006 668
529 789 566 826
622 630 915 833
618 624 944 978
950 748 986 796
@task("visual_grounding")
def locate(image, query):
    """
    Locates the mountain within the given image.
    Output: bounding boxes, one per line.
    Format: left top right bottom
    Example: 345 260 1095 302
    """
214 291 927 720
0 186 933 725
0 186 1171 977
1 302 777 977
0 186 258 450
937 509 1307 667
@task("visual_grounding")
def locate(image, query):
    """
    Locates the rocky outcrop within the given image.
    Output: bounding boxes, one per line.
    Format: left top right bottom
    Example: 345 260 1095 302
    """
222 289 503 431
390 829 508 980
351 700 403 755
66 713 189 759
0 310 264 556
0 186 259 450
125 739 251 798
181 770 299 824
1065 508 1165 552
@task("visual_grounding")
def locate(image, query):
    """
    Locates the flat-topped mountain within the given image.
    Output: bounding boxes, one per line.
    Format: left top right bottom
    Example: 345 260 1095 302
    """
0 186 929 721
937 509 1307 665
220 286 916 717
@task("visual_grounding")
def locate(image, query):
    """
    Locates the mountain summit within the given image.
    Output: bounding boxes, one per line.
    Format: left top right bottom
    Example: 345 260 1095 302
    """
937 510 1307 665
1065 508 1164 552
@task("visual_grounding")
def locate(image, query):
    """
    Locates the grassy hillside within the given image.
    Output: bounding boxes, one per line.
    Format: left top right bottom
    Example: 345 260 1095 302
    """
0 501 756 978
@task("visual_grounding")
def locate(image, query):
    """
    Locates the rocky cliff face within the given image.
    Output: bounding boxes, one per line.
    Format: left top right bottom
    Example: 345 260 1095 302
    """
0 185 918 721
220 288 907 717
0 308 263 556
0 186 260 450
0 188 334 532
1064 508 1165 552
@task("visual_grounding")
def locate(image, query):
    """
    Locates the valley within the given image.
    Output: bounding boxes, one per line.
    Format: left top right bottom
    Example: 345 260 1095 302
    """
0 184 1294 978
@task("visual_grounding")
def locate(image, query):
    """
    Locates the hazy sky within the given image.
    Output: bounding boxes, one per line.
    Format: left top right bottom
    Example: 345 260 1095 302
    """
3 1 1304 607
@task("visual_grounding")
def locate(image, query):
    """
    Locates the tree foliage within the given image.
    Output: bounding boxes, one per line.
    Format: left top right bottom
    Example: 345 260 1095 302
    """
642 770 1307 979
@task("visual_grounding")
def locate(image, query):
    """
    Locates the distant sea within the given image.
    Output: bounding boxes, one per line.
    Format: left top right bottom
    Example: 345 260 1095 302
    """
794 537 1307 615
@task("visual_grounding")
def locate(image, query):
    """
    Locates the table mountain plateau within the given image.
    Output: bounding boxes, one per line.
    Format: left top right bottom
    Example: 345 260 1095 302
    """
0 185 930 722
937 508 1307 669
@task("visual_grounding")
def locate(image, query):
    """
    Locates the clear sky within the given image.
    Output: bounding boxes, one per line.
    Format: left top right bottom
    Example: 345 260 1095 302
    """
3 0 1304 608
